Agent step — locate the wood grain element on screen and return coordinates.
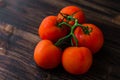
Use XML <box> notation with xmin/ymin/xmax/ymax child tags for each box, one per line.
<box><xmin>0</xmin><ymin>0</ymin><xmax>120</xmax><ymax>80</ymax></box>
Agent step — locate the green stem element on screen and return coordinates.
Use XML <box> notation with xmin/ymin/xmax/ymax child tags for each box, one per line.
<box><xmin>55</xmin><ymin>15</ymin><xmax>91</xmax><ymax>47</ymax></box>
<box><xmin>72</xmin><ymin>34</ymin><xmax>78</xmax><ymax>46</ymax></box>
<box><xmin>55</xmin><ymin>34</ymin><xmax>71</xmax><ymax>46</ymax></box>
<box><xmin>70</xmin><ymin>19</ymin><xmax>79</xmax><ymax>46</ymax></box>
<box><xmin>67</xmin><ymin>16</ymin><xmax>75</xmax><ymax>21</ymax></box>
<box><xmin>58</xmin><ymin>22</ymin><xmax>71</xmax><ymax>28</ymax></box>
<box><xmin>55</xmin><ymin>19</ymin><xmax>79</xmax><ymax>47</ymax></box>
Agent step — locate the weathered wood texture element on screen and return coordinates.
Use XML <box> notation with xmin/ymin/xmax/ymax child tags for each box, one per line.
<box><xmin>0</xmin><ymin>0</ymin><xmax>120</xmax><ymax>80</ymax></box>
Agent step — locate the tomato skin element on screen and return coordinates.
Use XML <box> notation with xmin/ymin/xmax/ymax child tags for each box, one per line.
<box><xmin>62</xmin><ymin>47</ymin><xmax>92</xmax><ymax>75</ymax></box>
<box><xmin>57</xmin><ymin>6</ymin><xmax>85</xmax><ymax>25</ymax></box>
<box><xmin>74</xmin><ymin>24</ymin><xmax>104</xmax><ymax>54</ymax></box>
<box><xmin>34</xmin><ymin>40</ymin><xmax>62</xmax><ymax>69</ymax></box>
<box><xmin>39</xmin><ymin>16</ymin><xmax>69</xmax><ymax>43</ymax></box>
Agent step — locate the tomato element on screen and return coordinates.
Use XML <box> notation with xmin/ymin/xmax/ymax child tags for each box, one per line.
<box><xmin>57</xmin><ymin>6</ymin><xmax>85</xmax><ymax>25</ymax></box>
<box><xmin>73</xmin><ymin>24</ymin><xmax>104</xmax><ymax>54</ymax></box>
<box><xmin>34</xmin><ymin>40</ymin><xmax>62</xmax><ymax>69</ymax></box>
<box><xmin>39</xmin><ymin>16</ymin><xmax>69</xmax><ymax>43</ymax></box>
<box><xmin>62</xmin><ymin>47</ymin><xmax>92</xmax><ymax>75</ymax></box>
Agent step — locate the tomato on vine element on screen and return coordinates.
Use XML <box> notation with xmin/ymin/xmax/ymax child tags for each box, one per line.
<box><xmin>56</xmin><ymin>15</ymin><xmax>104</xmax><ymax>54</ymax></box>
<box><xmin>39</xmin><ymin>16</ymin><xmax>69</xmax><ymax>43</ymax></box>
<box><xmin>57</xmin><ymin>6</ymin><xmax>85</xmax><ymax>26</ymax></box>
<box><xmin>73</xmin><ymin>24</ymin><xmax>104</xmax><ymax>54</ymax></box>
<box><xmin>62</xmin><ymin>47</ymin><xmax>92</xmax><ymax>75</ymax></box>
<box><xmin>34</xmin><ymin>40</ymin><xmax>62</xmax><ymax>69</ymax></box>
<box><xmin>34</xmin><ymin>5</ymin><xmax>104</xmax><ymax>75</ymax></box>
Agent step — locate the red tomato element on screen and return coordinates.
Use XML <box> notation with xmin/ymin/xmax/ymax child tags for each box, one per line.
<box><xmin>73</xmin><ymin>24</ymin><xmax>104</xmax><ymax>54</ymax></box>
<box><xmin>34</xmin><ymin>40</ymin><xmax>62</xmax><ymax>69</ymax></box>
<box><xmin>62</xmin><ymin>47</ymin><xmax>92</xmax><ymax>75</ymax></box>
<box><xmin>57</xmin><ymin>6</ymin><xmax>85</xmax><ymax>25</ymax></box>
<box><xmin>39</xmin><ymin>16</ymin><xmax>69</xmax><ymax>43</ymax></box>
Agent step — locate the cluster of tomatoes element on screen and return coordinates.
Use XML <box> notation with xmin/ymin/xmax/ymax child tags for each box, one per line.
<box><xmin>34</xmin><ymin>6</ymin><xmax>104</xmax><ymax>75</ymax></box>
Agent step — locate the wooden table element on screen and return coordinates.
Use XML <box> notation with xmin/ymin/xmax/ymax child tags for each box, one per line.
<box><xmin>0</xmin><ymin>0</ymin><xmax>120</xmax><ymax>80</ymax></box>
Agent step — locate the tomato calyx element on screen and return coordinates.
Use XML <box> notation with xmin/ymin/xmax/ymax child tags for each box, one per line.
<box><xmin>55</xmin><ymin>14</ymin><xmax>92</xmax><ymax>48</ymax></box>
<box><xmin>58</xmin><ymin>11</ymin><xmax>79</xmax><ymax>26</ymax></box>
<box><xmin>77</xmin><ymin>24</ymin><xmax>93</xmax><ymax>35</ymax></box>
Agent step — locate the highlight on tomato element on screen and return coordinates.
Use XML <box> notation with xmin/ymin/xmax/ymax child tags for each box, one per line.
<box><xmin>73</xmin><ymin>23</ymin><xmax>104</xmax><ymax>54</ymax></box>
<box><xmin>39</xmin><ymin>16</ymin><xmax>69</xmax><ymax>43</ymax></box>
<box><xmin>62</xmin><ymin>47</ymin><xmax>92</xmax><ymax>75</ymax></box>
<box><xmin>34</xmin><ymin>40</ymin><xmax>62</xmax><ymax>69</ymax></box>
<box><xmin>57</xmin><ymin>6</ymin><xmax>85</xmax><ymax>25</ymax></box>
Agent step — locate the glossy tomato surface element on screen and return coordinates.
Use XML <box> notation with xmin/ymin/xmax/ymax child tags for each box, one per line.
<box><xmin>57</xmin><ymin>6</ymin><xmax>85</xmax><ymax>25</ymax></box>
<box><xmin>34</xmin><ymin>40</ymin><xmax>62</xmax><ymax>69</ymax></box>
<box><xmin>74</xmin><ymin>24</ymin><xmax>104</xmax><ymax>54</ymax></box>
<box><xmin>39</xmin><ymin>16</ymin><xmax>69</xmax><ymax>43</ymax></box>
<box><xmin>62</xmin><ymin>47</ymin><xmax>92</xmax><ymax>75</ymax></box>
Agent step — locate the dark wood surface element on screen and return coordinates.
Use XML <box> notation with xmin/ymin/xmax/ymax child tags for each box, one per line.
<box><xmin>0</xmin><ymin>0</ymin><xmax>120</xmax><ymax>80</ymax></box>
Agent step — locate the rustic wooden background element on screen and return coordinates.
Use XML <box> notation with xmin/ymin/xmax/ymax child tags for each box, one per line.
<box><xmin>0</xmin><ymin>0</ymin><xmax>120</xmax><ymax>80</ymax></box>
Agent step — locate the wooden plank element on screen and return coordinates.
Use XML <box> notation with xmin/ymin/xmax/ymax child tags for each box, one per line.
<box><xmin>0</xmin><ymin>0</ymin><xmax>120</xmax><ymax>80</ymax></box>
